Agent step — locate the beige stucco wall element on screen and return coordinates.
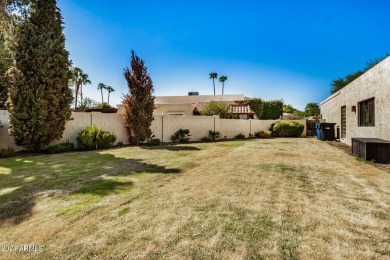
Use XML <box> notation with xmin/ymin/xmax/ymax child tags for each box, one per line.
<box><xmin>0</xmin><ymin>109</ymin><xmax>306</xmax><ymax>150</ymax></box>
<box><xmin>150</xmin><ymin>116</ymin><xmax>306</xmax><ymax>142</ymax></box>
<box><xmin>320</xmin><ymin>56</ymin><xmax>390</xmax><ymax>145</ymax></box>
<box><xmin>0</xmin><ymin>111</ymin><xmax>129</xmax><ymax>150</ymax></box>
<box><xmin>153</xmin><ymin>103</ymin><xmax>194</xmax><ymax>116</ymax></box>
<box><xmin>155</xmin><ymin>94</ymin><xmax>245</xmax><ymax>104</ymax></box>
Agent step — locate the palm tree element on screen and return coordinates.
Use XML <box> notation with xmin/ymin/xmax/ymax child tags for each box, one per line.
<box><xmin>106</xmin><ymin>86</ymin><xmax>115</xmax><ymax>105</ymax></box>
<box><xmin>69</xmin><ymin>67</ymin><xmax>81</xmax><ymax>110</ymax></box>
<box><xmin>69</xmin><ymin>67</ymin><xmax>91</xmax><ymax>110</ymax></box>
<box><xmin>97</xmin><ymin>83</ymin><xmax>107</xmax><ymax>103</ymax></box>
<box><xmin>78</xmin><ymin>72</ymin><xmax>91</xmax><ymax>107</ymax></box>
<box><xmin>209</xmin><ymin>72</ymin><xmax>218</xmax><ymax>95</ymax></box>
<box><xmin>219</xmin><ymin>75</ymin><xmax>228</xmax><ymax>95</ymax></box>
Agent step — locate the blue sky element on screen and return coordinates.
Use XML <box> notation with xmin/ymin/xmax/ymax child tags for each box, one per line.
<box><xmin>58</xmin><ymin>0</ymin><xmax>390</xmax><ymax>110</ymax></box>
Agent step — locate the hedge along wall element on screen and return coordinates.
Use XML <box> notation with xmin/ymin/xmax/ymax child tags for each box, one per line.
<box><xmin>0</xmin><ymin>110</ymin><xmax>306</xmax><ymax>151</ymax></box>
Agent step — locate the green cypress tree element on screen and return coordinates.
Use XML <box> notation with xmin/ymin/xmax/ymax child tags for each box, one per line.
<box><xmin>123</xmin><ymin>51</ymin><xmax>155</xmax><ymax>146</ymax></box>
<box><xmin>6</xmin><ymin>0</ymin><xmax>73</xmax><ymax>151</ymax></box>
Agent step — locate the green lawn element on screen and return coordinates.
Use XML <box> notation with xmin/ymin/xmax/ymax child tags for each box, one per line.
<box><xmin>1</xmin><ymin>138</ymin><xmax>390</xmax><ymax>259</ymax></box>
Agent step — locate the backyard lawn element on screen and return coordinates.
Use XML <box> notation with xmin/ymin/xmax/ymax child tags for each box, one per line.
<box><xmin>1</xmin><ymin>138</ymin><xmax>390</xmax><ymax>259</ymax></box>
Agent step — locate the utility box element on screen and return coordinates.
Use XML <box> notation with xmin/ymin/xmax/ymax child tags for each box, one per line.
<box><xmin>352</xmin><ymin>138</ymin><xmax>390</xmax><ymax>164</ymax></box>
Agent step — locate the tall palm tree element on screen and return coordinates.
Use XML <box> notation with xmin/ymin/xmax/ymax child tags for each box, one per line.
<box><xmin>97</xmin><ymin>83</ymin><xmax>107</xmax><ymax>103</ymax></box>
<box><xmin>69</xmin><ymin>67</ymin><xmax>81</xmax><ymax>110</ymax></box>
<box><xmin>209</xmin><ymin>72</ymin><xmax>218</xmax><ymax>95</ymax></box>
<box><xmin>106</xmin><ymin>86</ymin><xmax>115</xmax><ymax>105</ymax></box>
<box><xmin>219</xmin><ymin>75</ymin><xmax>228</xmax><ymax>95</ymax></box>
<box><xmin>78</xmin><ymin>72</ymin><xmax>91</xmax><ymax>107</ymax></box>
<box><xmin>69</xmin><ymin>67</ymin><xmax>91</xmax><ymax>109</ymax></box>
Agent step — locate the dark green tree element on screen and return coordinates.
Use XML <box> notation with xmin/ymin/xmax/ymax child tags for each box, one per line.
<box><xmin>123</xmin><ymin>51</ymin><xmax>155</xmax><ymax>146</ymax></box>
<box><xmin>6</xmin><ymin>0</ymin><xmax>73</xmax><ymax>151</ymax></box>
<box><xmin>305</xmin><ymin>102</ymin><xmax>320</xmax><ymax>116</ymax></box>
<box><xmin>246</xmin><ymin>98</ymin><xmax>264</xmax><ymax>119</ymax></box>
<box><xmin>283</xmin><ymin>104</ymin><xmax>296</xmax><ymax>113</ymax></box>
<box><xmin>262</xmin><ymin>100</ymin><xmax>283</xmax><ymax>120</ymax></box>
<box><xmin>0</xmin><ymin>1</ymin><xmax>13</xmax><ymax>108</ymax></box>
<box><xmin>331</xmin><ymin>54</ymin><xmax>389</xmax><ymax>94</ymax></box>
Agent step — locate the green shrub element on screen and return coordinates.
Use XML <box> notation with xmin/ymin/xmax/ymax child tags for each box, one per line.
<box><xmin>77</xmin><ymin>124</ymin><xmax>116</xmax><ymax>150</ymax></box>
<box><xmin>201</xmin><ymin>136</ymin><xmax>212</xmax><ymax>142</ymax></box>
<box><xmin>146</xmin><ymin>131</ymin><xmax>160</xmax><ymax>146</ymax></box>
<box><xmin>0</xmin><ymin>148</ymin><xmax>16</xmax><ymax>158</ymax></box>
<box><xmin>208</xmin><ymin>130</ymin><xmax>220</xmax><ymax>141</ymax></box>
<box><xmin>255</xmin><ymin>130</ymin><xmax>272</xmax><ymax>138</ymax></box>
<box><xmin>171</xmin><ymin>129</ymin><xmax>191</xmax><ymax>143</ymax></box>
<box><xmin>46</xmin><ymin>142</ymin><xmax>74</xmax><ymax>154</ymax></box>
<box><xmin>234</xmin><ymin>133</ymin><xmax>246</xmax><ymax>139</ymax></box>
<box><xmin>149</xmin><ymin>138</ymin><xmax>161</xmax><ymax>146</ymax></box>
<box><xmin>272</xmin><ymin>121</ymin><xmax>304</xmax><ymax>137</ymax></box>
<box><xmin>93</xmin><ymin>102</ymin><xmax>112</xmax><ymax>109</ymax></box>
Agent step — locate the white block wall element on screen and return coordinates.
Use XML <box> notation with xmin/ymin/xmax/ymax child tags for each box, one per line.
<box><xmin>0</xmin><ymin>110</ymin><xmax>306</xmax><ymax>151</ymax></box>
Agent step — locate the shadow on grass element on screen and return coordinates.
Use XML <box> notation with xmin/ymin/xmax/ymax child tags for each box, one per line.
<box><xmin>141</xmin><ymin>145</ymin><xmax>202</xmax><ymax>151</ymax></box>
<box><xmin>0</xmin><ymin>152</ymin><xmax>181</xmax><ymax>225</ymax></box>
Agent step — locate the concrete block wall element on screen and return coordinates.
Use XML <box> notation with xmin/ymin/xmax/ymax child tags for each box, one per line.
<box><xmin>0</xmin><ymin>110</ymin><xmax>306</xmax><ymax>150</ymax></box>
<box><xmin>150</xmin><ymin>115</ymin><xmax>306</xmax><ymax>142</ymax></box>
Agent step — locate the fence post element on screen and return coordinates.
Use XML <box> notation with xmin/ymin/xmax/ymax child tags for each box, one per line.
<box><xmin>213</xmin><ymin>115</ymin><xmax>216</xmax><ymax>133</ymax></box>
<box><xmin>161</xmin><ymin>114</ymin><xmax>164</xmax><ymax>143</ymax></box>
<box><xmin>249</xmin><ymin>119</ymin><xmax>252</xmax><ymax>136</ymax></box>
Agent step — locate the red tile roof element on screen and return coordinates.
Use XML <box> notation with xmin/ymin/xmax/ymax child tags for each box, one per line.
<box><xmin>229</xmin><ymin>104</ymin><xmax>254</xmax><ymax>114</ymax></box>
<box><xmin>193</xmin><ymin>102</ymin><xmax>209</xmax><ymax>114</ymax></box>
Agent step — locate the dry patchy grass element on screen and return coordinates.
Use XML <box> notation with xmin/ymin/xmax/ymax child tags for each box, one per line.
<box><xmin>1</xmin><ymin>138</ymin><xmax>390</xmax><ymax>259</ymax></box>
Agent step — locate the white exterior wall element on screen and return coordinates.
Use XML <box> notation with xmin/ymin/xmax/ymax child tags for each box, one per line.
<box><xmin>320</xmin><ymin>56</ymin><xmax>390</xmax><ymax>145</ymax></box>
<box><xmin>0</xmin><ymin>110</ymin><xmax>306</xmax><ymax>150</ymax></box>
<box><xmin>155</xmin><ymin>94</ymin><xmax>245</xmax><ymax>104</ymax></box>
<box><xmin>153</xmin><ymin>103</ymin><xmax>194</xmax><ymax>116</ymax></box>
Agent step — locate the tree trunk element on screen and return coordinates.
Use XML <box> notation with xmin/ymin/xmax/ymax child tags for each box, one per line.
<box><xmin>101</xmin><ymin>89</ymin><xmax>103</xmax><ymax>103</ymax></box>
<box><xmin>213</xmin><ymin>79</ymin><xmax>215</xmax><ymax>95</ymax></box>
<box><xmin>108</xmin><ymin>92</ymin><xmax>110</xmax><ymax>105</ymax></box>
<box><xmin>222</xmin><ymin>82</ymin><xmax>224</xmax><ymax>95</ymax></box>
<box><xmin>80</xmin><ymin>84</ymin><xmax>83</xmax><ymax>106</ymax></box>
<box><xmin>74</xmin><ymin>83</ymin><xmax>79</xmax><ymax>110</ymax></box>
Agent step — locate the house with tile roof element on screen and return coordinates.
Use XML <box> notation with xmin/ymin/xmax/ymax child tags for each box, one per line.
<box><xmin>153</xmin><ymin>93</ymin><xmax>256</xmax><ymax>119</ymax></box>
<box><xmin>229</xmin><ymin>104</ymin><xmax>255</xmax><ymax>119</ymax></box>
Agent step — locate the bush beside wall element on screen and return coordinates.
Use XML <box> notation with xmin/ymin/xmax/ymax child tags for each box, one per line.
<box><xmin>255</xmin><ymin>130</ymin><xmax>272</xmax><ymax>138</ymax></box>
<box><xmin>77</xmin><ymin>124</ymin><xmax>117</xmax><ymax>150</ymax></box>
<box><xmin>272</xmin><ymin>121</ymin><xmax>304</xmax><ymax>137</ymax></box>
<box><xmin>46</xmin><ymin>142</ymin><xmax>74</xmax><ymax>154</ymax></box>
<box><xmin>0</xmin><ymin>148</ymin><xmax>16</xmax><ymax>158</ymax></box>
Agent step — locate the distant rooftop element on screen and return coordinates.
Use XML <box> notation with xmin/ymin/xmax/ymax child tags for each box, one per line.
<box><xmin>229</xmin><ymin>104</ymin><xmax>254</xmax><ymax>114</ymax></box>
<box><xmin>154</xmin><ymin>94</ymin><xmax>245</xmax><ymax>104</ymax></box>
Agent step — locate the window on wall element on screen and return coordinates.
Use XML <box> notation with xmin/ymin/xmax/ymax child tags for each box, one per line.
<box><xmin>358</xmin><ymin>98</ymin><xmax>375</xmax><ymax>127</ymax></box>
